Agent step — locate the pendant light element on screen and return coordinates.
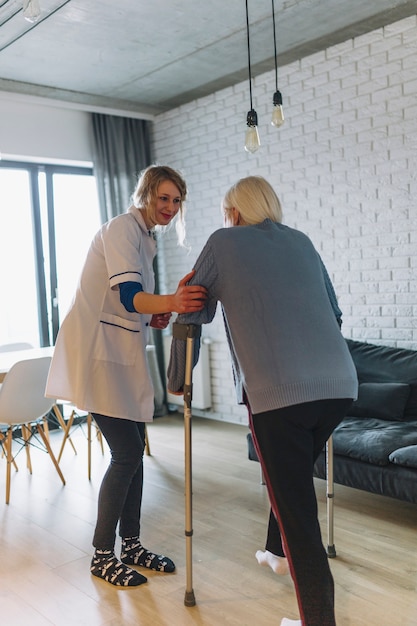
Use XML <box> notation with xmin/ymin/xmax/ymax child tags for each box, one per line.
<box><xmin>244</xmin><ymin>0</ymin><xmax>260</xmax><ymax>153</ymax></box>
<box><xmin>271</xmin><ymin>0</ymin><xmax>284</xmax><ymax>127</ymax></box>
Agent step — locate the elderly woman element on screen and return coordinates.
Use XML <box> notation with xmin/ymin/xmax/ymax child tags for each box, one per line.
<box><xmin>168</xmin><ymin>175</ymin><xmax>357</xmax><ymax>626</ymax></box>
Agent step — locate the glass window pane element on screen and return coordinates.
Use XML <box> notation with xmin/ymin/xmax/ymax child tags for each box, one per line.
<box><xmin>0</xmin><ymin>169</ymin><xmax>40</xmax><ymax>347</ymax></box>
<box><xmin>52</xmin><ymin>174</ymin><xmax>101</xmax><ymax>322</ymax></box>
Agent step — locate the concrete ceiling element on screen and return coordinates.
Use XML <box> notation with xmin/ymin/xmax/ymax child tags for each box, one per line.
<box><xmin>0</xmin><ymin>0</ymin><xmax>415</xmax><ymax>118</ymax></box>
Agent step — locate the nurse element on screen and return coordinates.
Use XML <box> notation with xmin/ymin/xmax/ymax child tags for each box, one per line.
<box><xmin>46</xmin><ymin>164</ymin><xmax>207</xmax><ymax>587</ymax></box>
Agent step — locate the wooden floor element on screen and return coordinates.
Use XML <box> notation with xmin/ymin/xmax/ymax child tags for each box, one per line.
<box><xmin>0</xmin><ymin>413</ymin><xmax>416</xmax><ymax>626</ymax></box>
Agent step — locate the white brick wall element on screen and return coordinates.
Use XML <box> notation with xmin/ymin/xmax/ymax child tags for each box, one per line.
<box><xmin>153</xmin><ymin>16</ymin><xmax>417</xmax><ymax>425</ymax></box>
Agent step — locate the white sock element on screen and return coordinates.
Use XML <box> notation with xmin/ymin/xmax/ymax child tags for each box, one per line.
<box><xmin>280</xmin><ymin>619</ymin><xmax>302</xmax><ymax>626</ymax></box>
<box><xmin>255</xmin><ymin>549</ymin><xmax>289</xmax><ymax>575</ymax></box>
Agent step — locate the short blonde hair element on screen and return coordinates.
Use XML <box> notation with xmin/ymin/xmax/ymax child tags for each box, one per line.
<box><xmin>222</xmin><ymin>176</ymin><xmax>283</xmax><ymax>225</ymax></box>
<box><xmin>132</xmin><ymin>164</ymin><xmax>187</xmax><ymax>244</ymax></box>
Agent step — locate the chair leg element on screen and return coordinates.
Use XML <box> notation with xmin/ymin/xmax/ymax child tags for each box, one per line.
<box><xmin>87</xmin><ymin>413</ymin><xmax>92</xmax><ymax>481</ymax></box>
<box><xmin>0</xmin><ymin>432</ymin><xmax>18</xmax><ymax>472</ymax></box>
<box><xmin>144</xmin><ymin>424</ymin><xmax>151</xmax><ymax>456</ymax></box>
<box><xmin>22</xmin><ymin>424</ymin><xmax>33</xmax><ymax>474</ymax></box>
<box><xmin>53</xmin><ymin>405</ymin><xmax>78</xmax><ymax>458</ymax></box>
<box><xmin>42</xmin><ymin>417</ymin><xmax>50</xmax><ymax>442</ymax></box>
<box><xmin>87</xmin><ymin>414</ymin><xmax>106</xmax><ymax>480</ymax></box>
<box><xmin>5</xmin><ymin>427</ymin><xmax>13</xmax><ymax>504</ymax></box>
<box><xmin>57</xmin><ymin>409</ymin><xmax>76</xmax><ymax>463</ymax></box>
<box><xmin>35</xmin><ymin>423</ymin><xmax>66</xmax><ymax>486</ymax></box>
<box><xmin>96</xmin><ymin>423</ymin><xmax>104</xmax><ymax>454</ymax></box>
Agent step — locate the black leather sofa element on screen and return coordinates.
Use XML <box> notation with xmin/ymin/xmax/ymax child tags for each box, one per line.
<box><xmin>247</xmin><ymin>339</ymin><xmax>417</xmax><ymax>504</ymax></box>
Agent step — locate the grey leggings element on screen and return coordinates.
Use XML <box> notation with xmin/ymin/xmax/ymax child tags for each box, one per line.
<box><xmin>92</xmin><ymin>413</ymin><xmax>146</xmax><ymax>550</ymax></box>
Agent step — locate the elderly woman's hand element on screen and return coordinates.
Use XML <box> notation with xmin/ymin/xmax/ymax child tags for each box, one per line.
<box><xmin>150</xmin><ymin>313</ymin><xmax>172</xmax><ymax>329</ymax></box>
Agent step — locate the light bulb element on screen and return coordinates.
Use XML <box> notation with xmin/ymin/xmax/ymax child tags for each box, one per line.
<box><xmin>271</xmin><ymin>105</ymin><xmax>284</xmax><ymax>127</ymax></box>
<box><xmin>271</xmin><ymin>90</ymin><xmax>284</xmax><ymax>127</ymax></box>
<box><xmin>245</xmin><ymin>126</ymin><xmax>261</xmax><ymax>153</ymax></box>
<box><xmin>23</xmin><ymin>0</ymin><xmax>41</xmax><ymax>23</ymax></box>
<box><xmin>244</xmin><ymin>109</ymin><xmax>261</xmax><ymax>153</ymax></box>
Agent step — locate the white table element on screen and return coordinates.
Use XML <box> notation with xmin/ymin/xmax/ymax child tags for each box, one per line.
<box><xmin>0</xmin><ymin>346</ymin><xmax>54</xmax><ymax>383</ymax></box>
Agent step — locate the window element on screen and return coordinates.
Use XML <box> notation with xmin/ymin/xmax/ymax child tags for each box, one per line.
<box><xmin>0</xmin><ymin>161</ymin><xmax>101</xmax><ymax>347</ymax></box>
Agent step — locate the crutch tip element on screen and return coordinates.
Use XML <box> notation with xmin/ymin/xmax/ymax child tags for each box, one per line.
<box><xmin>184</xmin><ymin>590</ymin><xmax>196</xmax><ymax>606</ymax></box>
<box><xmin>327</xmin><ymin>544</ymin><xmax>337</xmax><ymax>558</ymax></box>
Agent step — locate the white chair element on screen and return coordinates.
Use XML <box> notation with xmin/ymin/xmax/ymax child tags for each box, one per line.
<box><xmin>0</xmin><ymin>356</ymin><xmax>66</xmax><ymax>504</ymax></box>
<box><xmin>0</xmin><ymin>343</ymin><xmax>76</xmax><ymax>454</ymax></box>
<box><xmin>0</xmin><ymin>343</ymin><xmax>35</xmax><ymax>470</ymax></box>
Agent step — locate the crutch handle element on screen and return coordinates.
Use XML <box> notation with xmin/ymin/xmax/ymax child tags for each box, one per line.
<box><xmin>172</xmin><ymin>322</ymin><xmax>201</xmax><ymax>341</ymax></box>
<box><xmin>173</xmin><ymin>323</ymin><xmax>201</xmax><ymax>409</ymax></box>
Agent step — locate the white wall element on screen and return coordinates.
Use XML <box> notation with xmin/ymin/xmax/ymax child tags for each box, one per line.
<box><xmin>0</xmin><ymin>93</ymin><xmax>93</xmax><ymax>163</ymax></box>
<box><xmin>153</xmin><ymin>15</ymin><xmax>417</xmax><ymax>425</ymax></box>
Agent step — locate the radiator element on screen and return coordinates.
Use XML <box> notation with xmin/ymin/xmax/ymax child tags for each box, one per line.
<box><xmin>146</xmin><ymin>345</ymin><xmax>165</xmax><ymax>415</ymax></box>
<box><xmin>163</xmin><ymin>334</ymin><xmax>212</xmax><ymax>410</ymax></box>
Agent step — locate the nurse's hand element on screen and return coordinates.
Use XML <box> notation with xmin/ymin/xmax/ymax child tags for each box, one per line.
<box><xmin>150</xmin><ymin>312</ymin><xmax>172</xmax><ymax>329</ymax></box>
<box><xmin>173</xmin><ymin>270</ymin><xmax>207</xmax><ymax>313</ymax></box>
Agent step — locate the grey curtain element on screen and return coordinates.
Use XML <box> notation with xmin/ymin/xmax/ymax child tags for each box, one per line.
<box><xmin>91</xmin><ymin>113</ymin><xmax>168</xmax><ymax>416</ymax></box>
<box><xmin>91</xmin><ymin>113</ymin><xmax>152</xmax><ymax>221</ymax></box>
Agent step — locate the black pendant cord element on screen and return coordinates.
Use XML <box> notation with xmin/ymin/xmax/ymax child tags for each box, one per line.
<box><xmin>272</xmin><ymin>0</ymin><xmax>278</xmax><ymax>92</ymax></box>
<box><xmin>245</xmin><ymin>0</ymin><xmax>254</xmax><ymax>111</ymax></box>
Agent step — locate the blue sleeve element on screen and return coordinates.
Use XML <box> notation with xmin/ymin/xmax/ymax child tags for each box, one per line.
<box><xmin>119</xmin><ymin>281</ymin><xmax>143</xmax><ymax>313</ymax></box>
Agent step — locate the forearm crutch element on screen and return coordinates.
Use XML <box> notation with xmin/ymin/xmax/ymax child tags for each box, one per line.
<box><xmin>172</xmin><ymin>322</ymin><xmax>201</xmax><ymax>607</ymax></box>
<box><xmin>326</xmin><ymin>435</ymin><xmax>336</xmax><ymax>557</ymax></box>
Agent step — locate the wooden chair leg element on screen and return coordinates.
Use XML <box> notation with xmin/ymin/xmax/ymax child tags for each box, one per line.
<box><xmin>5</xmin><ymin>427</ymin><xmax>13</xmax><ymax>504</ymax></box>
<box><xmin>22</xmin><ymin>424</ymin><xmax>33</xmax><ymax>474</ymax></box>
<box><xmin>57</xmin><ymin>410</ymin><xmax>76</xmax><ymax>463</ymax></box>
<box><xmin>42</xmin><ymin>417</ymin><xmax>50</xmax><ymax>442</ymax></box>
<box><xmin>87</xmin><ymin>414</ymin><xmax>107</xmax><ymax>480</ymax></box>
<box><xmin>36</xmin><ymin>423</ymin><xmax>66</xmax><ymax>486</ymax></box>
<box><xmin>144</xmin><ymin>424</ymin><xmax>151</xmax><ymax>456</ymax></box>
<box><xmin>53</xmin><ymin>405</ymin><xmax>77</xmax><ymax>457</ymax></box>
<box><xmin>96</xmin><ymin>423</ymin><xmax>104</xmax><ymax>454</ymax></box>
<box><xmin>1</xmin><ymin>432</ymin><xmax>18</xmax><ymax>472</ymax></box>
<box><xmin>87</xmin><ymin>413</ymin><xmax>92</xmax><ymax>481</ymax></box>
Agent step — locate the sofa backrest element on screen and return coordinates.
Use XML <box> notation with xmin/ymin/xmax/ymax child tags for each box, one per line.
<box><xmin>346</xmin><ymin>339</ymin><xmax>417</xmax><ymax>420</ymax></box>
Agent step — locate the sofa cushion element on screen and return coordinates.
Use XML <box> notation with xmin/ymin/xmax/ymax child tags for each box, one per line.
<box><xmin>389</xmin><ymin>445</ymin><xmax>417</xmax><ymax>470</ymax></box>
<box><xmin>333</xmin><ymin>417</ymin><xmax>417</xmax><ymax>465</ymax></box>
<box><xmin>348</xmin><ymin>382</ymin><xmax>410</xmax><ymax>421</ymax></box>
<box><xmin>346</xmin><ymin>339</ymin><xmax>417</xmax><ymax>420</ymax></box>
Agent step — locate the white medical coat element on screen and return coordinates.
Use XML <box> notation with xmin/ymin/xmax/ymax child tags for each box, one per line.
<box><xmin>46</xmin><ymin>207</ymin><xmax>157</xmax><ymax>422</ymax></box>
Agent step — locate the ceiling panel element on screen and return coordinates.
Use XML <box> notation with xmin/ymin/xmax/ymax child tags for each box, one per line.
<box><xmin>0</xmin><ymin>0</ymin><xmax>415</xmax><ymax>116</ymax></box>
